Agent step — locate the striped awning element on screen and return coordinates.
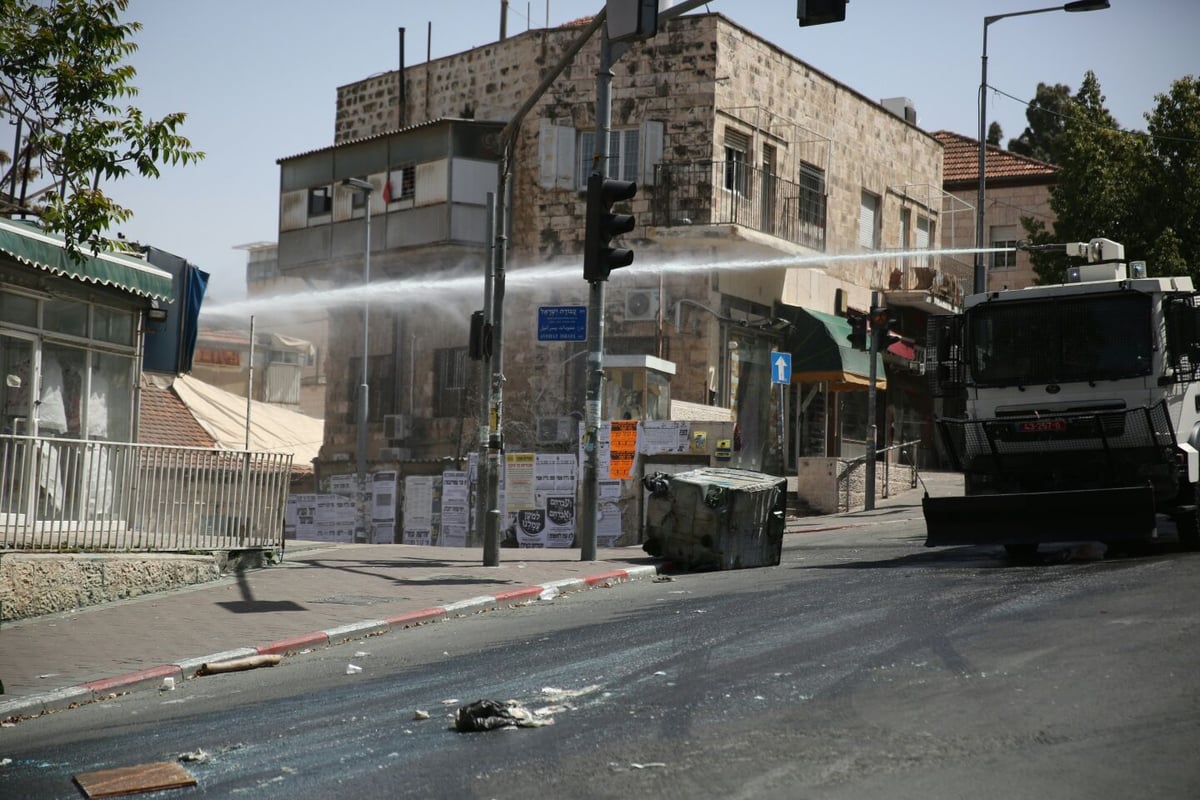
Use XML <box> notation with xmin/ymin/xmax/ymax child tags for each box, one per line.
<box><xmin>0</xmin><ymin>216</ymin><xmax>173</xmax><ymax>301</ymax></box>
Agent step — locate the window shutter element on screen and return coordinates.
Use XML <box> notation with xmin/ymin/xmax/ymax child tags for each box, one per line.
<box><xmin>538</xmin><ymin>120</ymin><xmax>576</xmax><ymax>189</ymax></box>
<box><xmin>639</xmin><ymin>120</ymin><xmax>663</xmax><ymax>186</ymax></box>
<box><xmin>915</xmin><ymin>215</ymin><xmax>931</xmax><ymax>249</ymax></box>
<box><xmin>858</xmin><ymin>192</ymin><xmax>878</xmax><ymax>249</ymax></box>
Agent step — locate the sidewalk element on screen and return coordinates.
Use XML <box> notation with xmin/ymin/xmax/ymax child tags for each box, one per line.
<box><xmin>0</xmin><ymin>471</ymin><xmax>962</xmax><ymax>723</ymax></box>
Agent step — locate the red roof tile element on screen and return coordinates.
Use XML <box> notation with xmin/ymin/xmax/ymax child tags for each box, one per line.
<box><xmin>138</xmin><ymin>377</ymin><xmax>217</xmax><ymax>449</ymax></box>
<box><xmin>934</xmin><ymin>130</ymin><xmax>1058</xmax><ymax>185</ymax></box>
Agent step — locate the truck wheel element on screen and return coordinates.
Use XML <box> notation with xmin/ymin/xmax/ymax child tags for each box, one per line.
<box><xmin>1004</xmin><ymin>543</ymin><xmax>1039</xmax><ymax>562</ymax></box>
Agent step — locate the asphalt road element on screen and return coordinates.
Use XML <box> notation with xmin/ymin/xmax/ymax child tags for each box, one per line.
<box><xmin>5</xmin><ymin>514</ymin><xmax>1199</xmax><ymax>799</ymax></box>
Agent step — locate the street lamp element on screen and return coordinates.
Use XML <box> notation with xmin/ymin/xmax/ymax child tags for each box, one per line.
<box><xmin>974</xmin><ymin>0</ymin><xmax>1109</xmax><ymax>294</ymax></box>
<box><xmin>343</xmin><ymin>176</ymin><xmax>373</xmax><ymax>541</ymax></box>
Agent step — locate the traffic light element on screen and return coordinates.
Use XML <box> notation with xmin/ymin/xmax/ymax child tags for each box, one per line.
<box><xmin>583</xmin><ymin>172</ymin><xmax>637</xmax><ymax>283</ymax></box>
<box><xmin>468</xmin><ymin>309</ymin><xmax>492</xmax><ymax>361</ymax></box>
<box><xmin>846</xmin><ymin>313</ymin><xmax>867</xmax><ymax>351</ymax></box>
<box><xmin>870</xmin><ymin>309</ymin><xmax>902</xmax><ymax>349</ymax></box>
<box><xmin>797</xmin><ymin>0</ymin><xmax>847</xmax><ymax>27</ymax></box>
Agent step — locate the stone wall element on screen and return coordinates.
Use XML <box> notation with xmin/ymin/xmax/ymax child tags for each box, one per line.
<box><xmin>0</xmin><ymin>553</ymin><xmax>222</xmax><ymax>621</ymax></box>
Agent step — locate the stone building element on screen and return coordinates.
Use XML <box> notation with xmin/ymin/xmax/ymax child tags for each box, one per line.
<box><xmin>276</xmin><ymin>12</ymin><xmax>953</xmax><ymax>487</ymax></box>
<box><xmin>935</xmin><ymin>130</ymin><xmax>1059</xmax><ymax>292</ymax></box>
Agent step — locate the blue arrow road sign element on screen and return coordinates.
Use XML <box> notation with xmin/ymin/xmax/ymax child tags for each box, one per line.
<box><xmin>771</xmin><ymin>350</ymin><xmax>792</xmax><ymax>384</ymax></box>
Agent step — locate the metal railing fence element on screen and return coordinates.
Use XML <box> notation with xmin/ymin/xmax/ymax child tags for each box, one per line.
<box><xmin>652</xmin><ymin>160</ymin><xmax>827</xmax><ymax>251</ymax></box>
<box><xmin>0</xmin><ymin>433</ymin><xmax>291</xmax><ymax>552</ymax></box>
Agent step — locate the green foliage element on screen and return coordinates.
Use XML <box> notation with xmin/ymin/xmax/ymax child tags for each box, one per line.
<box><xmin>1023</xmin><ymin>71</ymin><xmax>1199</xmax><ymax>285</ymax></box>
<box><xmin>1007</xmin><ymin>83</ymin><xmax>1073</xmax><ymax>164</ymax></box>
<box><xmin>0</xmin><ymin>0</ymin><xmax>204</xmax><ymax>257</ymax></box>
<box><xmin>986</xmin><ymin>121</ymin><xmax>1003</xmax><ymax>147</ymax></box>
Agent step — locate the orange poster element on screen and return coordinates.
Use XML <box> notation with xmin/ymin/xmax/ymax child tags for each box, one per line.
<box><xmin>608</xmin><ymin>420</ymin><xmax>639</xmax><ymax>480</ymax></box>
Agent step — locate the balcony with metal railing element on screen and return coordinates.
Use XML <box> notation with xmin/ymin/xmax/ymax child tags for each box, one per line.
<box><xmin>652</xmin><ymin>161</ymin><xmax>827</xmax><ymax>252</ymax></box>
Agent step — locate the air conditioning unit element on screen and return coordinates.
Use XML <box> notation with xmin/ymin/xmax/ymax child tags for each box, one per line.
<box><xmin>379</xmin><ymin>447</ymin><xmax>410</xmax><ymax>462</ymax></box>
<box><xmin>625</xmin><ymin>288</ymin><xmax>660</xmax><ymax>322</ymax></box>
<box><xmin>536</xmin><ymin>415</ymin><xmax>576</xmax><ymax>445</ymax></box>
<box><xmin>384</xmin><ymin>414</ymin><xmax>409</xmax><ymax>441</ymax></box>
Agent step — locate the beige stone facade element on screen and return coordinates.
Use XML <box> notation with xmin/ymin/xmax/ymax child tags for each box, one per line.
<box><xmin>286</xmin><ymin>13</ymin><xmax>949</xmax><ymax>476</ymax></box>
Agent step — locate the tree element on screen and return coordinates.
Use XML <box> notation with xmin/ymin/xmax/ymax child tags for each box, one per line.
<box><xmin>1007</xmin><ymin>82</ymin><xmax>1073</xmax><ymax>164</ymax></box>
<box><xmin>1024</xmin><ymin>71</ymin><xmax>1153</xmax><ymax>284</ymax></box>
<box><xmin>0</xmin><ymin>0</ymin><xmax>203</xmax><ymax>257</ymax></box>
<box><xmin>986</xmin><ymin>121</ymin><xmax>1003</xmax><ymax>147</ymax></box>
<box><xmin>1143</xmin><ymin>75</ymin><xmax>1200</xmax><ymax>281</ymax></box>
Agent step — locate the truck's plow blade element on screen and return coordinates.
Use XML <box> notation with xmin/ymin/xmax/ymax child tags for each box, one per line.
<box><xmin>923</xmin><ymin>485</ymin><xmax>1157</xmax><ymax>547</ymax></box>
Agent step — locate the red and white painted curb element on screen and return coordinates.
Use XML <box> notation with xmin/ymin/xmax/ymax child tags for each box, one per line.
<box><xmin>0</xmin><ymin>564</ymin><xmax>659</xmax><ymax>722</ymax></box>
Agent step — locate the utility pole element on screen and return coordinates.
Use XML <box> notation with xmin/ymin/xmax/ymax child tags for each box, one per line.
<box><xmin>480</xmin><ymin>13</ymin><xmax>606</xmax><ymax>566</ymax></box>
<box><xmin>580</xmin><ymin>34</ymin><xmax>616</xmax><ymax>563</ymax></box>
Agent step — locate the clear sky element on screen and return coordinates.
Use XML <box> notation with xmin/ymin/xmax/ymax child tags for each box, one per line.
<box><xmin>108</xmin><ymin>0</ymin><xmax>1196</xmax><ymax>302</ymax></box>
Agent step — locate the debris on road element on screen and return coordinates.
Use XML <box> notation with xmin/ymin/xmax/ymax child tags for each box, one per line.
<box><xmin>73</xmin><ymin>761</ymin><xmax>196</xmax><ymax>798</ymax></box>
<box><xmin>345</xmin><ymin>664</ymin><xmax>363</xmax><ymax>674</ymax></box>
<box><xmin>453</xmin><ymin>699</ymin><xmax>554</xmax><ymax>732</ymax></box>
<box><xmin>195</xmin><ymin>654</ymin><xmax>281</xmax><ymax>676</ymax></box>
<box><xmin>412</xmin><ymin>709</ymin><xmax>430</xmax><ymax>720</ymax></box>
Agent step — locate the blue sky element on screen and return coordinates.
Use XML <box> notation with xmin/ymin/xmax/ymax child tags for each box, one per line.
<box><xmin>108</xmin><ymin>0</ymin><xmax>1196</xmax><ymax>301</ymax></box>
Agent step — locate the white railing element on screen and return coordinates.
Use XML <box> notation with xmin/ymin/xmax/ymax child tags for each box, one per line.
<box><xmin>0</xmin><ymin>434</ymin><xmax>291</xmax><ymax>552</ymax></box>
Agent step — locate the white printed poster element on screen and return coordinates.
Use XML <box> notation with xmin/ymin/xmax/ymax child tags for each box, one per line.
<box><xmin>403</xmin><ymin>475</ymin><xmax>435</xmax><ymax>545</ymax></box>
<box><xmin>316</xmin><ymin>494</ymin><xmax>356</xmax><ymax>542</ymax></box>
<box><xmin>640</xmin><ymin>420</ymin><xmax>690</xmax><ymax>454</ymax></box>
<box><xmin>535</xmin><ymin>453</ymin><xmax>578</xmax><ymax>493</ymax></box>
<box><xmin>597</xmin><ymin>479</ymin><xmax>623</xmax><ymax>547</ymax></box>
<box><xmin>285</xmin><ymin>493</ymin><xmax>354</xmax><ymax>542</ymax></box>
<box><xmin>371</xmin><ymin>470</ymin><xmax>397</xmax><ymax>543</ymax></box>
<box><xmin>505</xmin><ymin>453</ymin><xmax>537</xmax><ymax>510</ymax></box>
<box><xmin>440</xmin><ymin>470</ymin><xmax>470</xmax><ymax>547</ymax></box>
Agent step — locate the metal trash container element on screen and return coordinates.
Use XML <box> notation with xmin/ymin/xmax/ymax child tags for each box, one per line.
<box><xmin>642</xmin><ymin>467</ymin><xmax>786</xmax><ymax>570</ymax></box>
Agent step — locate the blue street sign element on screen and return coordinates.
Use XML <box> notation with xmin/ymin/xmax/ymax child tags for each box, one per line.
<box><xmin>770</xmin><ymin>350</ymin><xmax>792</xmax><ymax>384</ymax></box>
<box><xmin>538</xmin><ymin>305</ymin><xmax>587</xmax><ymax>342</ymax></box>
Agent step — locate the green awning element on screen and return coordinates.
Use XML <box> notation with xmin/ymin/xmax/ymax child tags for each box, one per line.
<box><xmin>785</xmin><ymin>307</ymin><xmax>886</xmax><ymax>391</ymax></box>
<box><xmin>0</xmin><ymin>217</ymin><xmax>173</xmax><ymax>301</ymax></box>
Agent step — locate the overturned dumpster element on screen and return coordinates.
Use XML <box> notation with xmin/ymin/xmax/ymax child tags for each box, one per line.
<box><xmin>642</xmin><ymin>468</ymin><xmax>786</xmax><ymax>570</ymax></box>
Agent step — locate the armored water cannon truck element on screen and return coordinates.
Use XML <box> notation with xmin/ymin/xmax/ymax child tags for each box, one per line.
<box><xmin>922</xmin><ymin>238</ymin><xmax>1200</xmax><ymax>557</ymax></box>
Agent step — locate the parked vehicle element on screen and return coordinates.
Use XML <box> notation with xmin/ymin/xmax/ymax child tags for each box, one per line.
<box><xmin>923</xmin><ymin>238</ymin><xmax>1200</xmax><ymax>557</ymax></box>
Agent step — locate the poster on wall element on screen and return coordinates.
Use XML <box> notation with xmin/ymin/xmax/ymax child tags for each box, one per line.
<box><xmin>540</xmin><ymin>494</ymin><xmax>576</xmax><ymax>547</ymax></box>
<box><xmin>371</xmin><ymin>470</ymin><xmax>397</xmax><ymax>543</ymax></box>
<box><xmin>441</xmin><ymin>470</ymin><xmax>470</xmax><ymax>547</ymax></box>
<box><xmin>316</xmin><ymin>494</ymin><xmax>356</xmax><ymax>542</ymax></box>
<box><xmin>535</xmin><ymin>453</ymin><xmax>578</xmax><ymax>493</ymax></box>
<box><xmin>403</xmin><ymin>475</ymin><xmax>435</xmax><ymax>545</ymax></box>
<box><xmin>504</xmin><ymin>453</ymin><xmax>537</xmax><ymax>509</ymax></box>
<box><xmin>284</xmin><ymin>493</ymin><xmax>312</xmax><ymax>540</ymax></box>
<box><xmin>514</xmin><ymin>508</ymin><xmax>546</xmax><ymax>548</ymax></box>
<box><xmin>609</xmin><ymin>420</ymin><xmax>639</xmax><ymax>479</ymax></box>
<box><xmin>285</xmin><ymin>493</ymin><xmax>354</xmax><ymax>542</ymax></box>
<box><xmin>597</xmin><ymin>479</ymin><xmax>623</xmax><ymax>547</ymax></box>
<box><xmin>640</xmin><ymin>420</ymin><xmax>690</xmax><ymax>454</ymax></box>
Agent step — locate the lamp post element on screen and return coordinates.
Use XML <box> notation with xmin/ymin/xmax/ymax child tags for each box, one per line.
<box><xmin>343</xmin><ymin>177</ymin><xmax>373</xmax><ymax>541</ymax></box>
<box><xmin>974</xmin><ymin>0</ymin><xmax>1109</xmax><ymax>294</ymax></box>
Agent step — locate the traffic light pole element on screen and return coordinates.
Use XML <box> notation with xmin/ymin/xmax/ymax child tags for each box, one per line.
<box><xmin>864</xmin><ymin>290</ymin><xmax>881</xmax><ymax>511</ymax></box>
<box><xmin>580</xmin><ymin>33</ymin><xmax>617</xmax><ymax>563</ymax></box>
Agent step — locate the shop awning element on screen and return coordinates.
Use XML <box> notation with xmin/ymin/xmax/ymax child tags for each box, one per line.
<box><xmin>0</xmin><ymin>217</ymin><xmax>173</xmax><ymax>301</ymax></box>
<box><xmin>785</xmin><ymin>307</ymin><xmax>886</xmax><ymax>392</ymax></box>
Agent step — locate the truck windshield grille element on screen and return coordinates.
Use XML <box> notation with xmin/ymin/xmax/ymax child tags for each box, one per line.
<box><xmin>968</xmin><ymin>293</ymin><xmax>1152</xmax><ymax>386</ymax></box>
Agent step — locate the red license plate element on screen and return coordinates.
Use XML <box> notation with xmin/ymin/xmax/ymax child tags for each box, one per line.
<box><xmin>1016</xmin><ymin>418</ymin><xmax>1067</xmax><ymax>433</ymax></box>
